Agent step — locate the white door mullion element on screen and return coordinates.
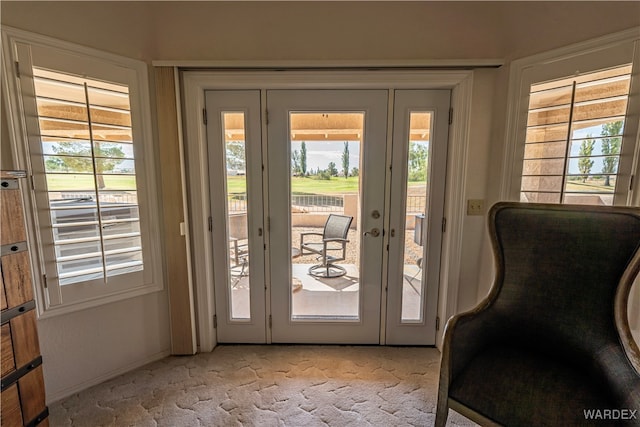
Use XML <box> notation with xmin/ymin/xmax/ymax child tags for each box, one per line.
<box><xmin>260</xmin><ymin>88</ymin><xmax>273</xmax><ymax>344</ymax></box>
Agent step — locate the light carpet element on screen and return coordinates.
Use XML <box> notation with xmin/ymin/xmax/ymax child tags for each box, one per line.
<box><xmin>49</xmin><ymin>345</ymin><xmax>476</xmax><ymax>426</ymax></box>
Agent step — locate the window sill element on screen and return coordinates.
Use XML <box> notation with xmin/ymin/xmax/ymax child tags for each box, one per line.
<box><xmin>36</xmin><ymin>281</ymin><xmax>164</xmax><ymax>320</ymax></box>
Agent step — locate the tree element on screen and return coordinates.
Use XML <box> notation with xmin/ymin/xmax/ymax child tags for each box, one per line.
<box><xmin>327</xmin><ymin>161</ymin><xmax>338</xmax><ymax>177</ymax></box>
<box><xmin>225</xmin><ymin>140</ymin><xmax>245</xmax><ymax>172</ymax></box>
<box><xmin>601</xmin><ymin>121</ymin><xmax>623</xmax><ymax>186</ymax></box>
<box><xmin>577</xmin><ymin>136</ymin><xmax>595</xmax><ymax>183</ymax></box>
<box><xmin>316</xmin><ymin>169</ymin><xmax>331</xmax><ymax>180</ymax></box>
<box><xmin>291</xmin><ymin>150</ymin><xmax>301</xmax><ymax>175</ymax></box>
<box><xmin>45</xmin><ymin>156</ymin><xmax>65</xmax><ymax>172</ymax></box>
<box><xmin>50</xmin><ymin>141</ymin><xmax>125</xmax><ymax>189</ymax></box>
<box><xmin>300</xmin><ymin>141</ymin><xmax>307</xmax><ymax>176</ymax></box>
<box><xmin>408</xmin><ymin>142</ymin><xmax>429</xmax><ymax>181</ymax></box>
<box><xmin>341</xmin><ymin>141</ymin><xmax>350</xmax><ymax>178</ymax></box>
<box><xmin>350</xmin><ymin>167</ymin><xmax>359</xmax><ymax>177</ymax></box>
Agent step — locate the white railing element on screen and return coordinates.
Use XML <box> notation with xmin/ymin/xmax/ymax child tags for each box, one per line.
<box><xmin>228</xmin><ymin>192</ymin><xmax>426</xmax><ymax>214</ymax></box>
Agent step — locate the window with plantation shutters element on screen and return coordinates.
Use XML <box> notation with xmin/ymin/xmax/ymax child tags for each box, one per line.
<box><xmin>3</xmin><ymin>28</ymin><xmax>163</xmax><ymax>314</ymax></box>
<box><xmin>34</xmin><ymin>68</ymin><xmax>143</xmax><ymax>285</ymax></box>
<box><xmin>521</xmin><ymin>65</ymin><xmax>631</xmax><ymax>205</ymax></box>
<box><xmin>505</xmin><ymin>33</ymin><xmax>640</xmax><ymax>207</ymax></box>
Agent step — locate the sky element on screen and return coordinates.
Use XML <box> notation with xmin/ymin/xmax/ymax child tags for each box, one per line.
<box><xmin>291</xmin><ymin>141</ymin><xmax>360</xmax><ymax>172</ymax></box>
<box><xmin>291</xmin><ymin>140</ymin><xmax>431</xmax><ymax>173</ymax></box>
<box><xmin>568</xmin><ymin>122</ymin><xmax>621</xmax><ymax>175</ymax></box>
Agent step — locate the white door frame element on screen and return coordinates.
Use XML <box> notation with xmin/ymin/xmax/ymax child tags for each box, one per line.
<box><xmin>180</xmin><ymin>69</ymin><xmax>473</xmax><ymax>351</ymax></box>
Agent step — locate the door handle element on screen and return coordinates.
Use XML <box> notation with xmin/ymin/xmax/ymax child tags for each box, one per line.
<box><xmin>364</xmin><ymin>228</ymin><xmax>380</xmax><ymax>237</ymax></box>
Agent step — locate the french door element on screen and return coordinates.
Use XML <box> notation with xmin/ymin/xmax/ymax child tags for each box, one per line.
<box><xmin>207</xmin><ymin>90</ymin><xmax>266</xmax><ymax>342</ymax></box>
<box><xmin>206</xmin><ymin>88</ymin><xmax>450</xmax><ymax>344</ymax></box>
<box><xmin>267</xmin><ymin>90</ymin><xmax>387</xmax><ymax>343</ymax></box>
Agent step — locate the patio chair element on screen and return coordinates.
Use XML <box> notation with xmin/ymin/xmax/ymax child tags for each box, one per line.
<box><xmin>435</xmin><ymin>202</ymin><xmax>640</xmax><ymax>427</ymax></box>
<box><xmin>229</xmin><ymin>252</ymin><xmax>248</xmax><ymax>288</ymax></box>
<box><xmin>229</xmin><ymin>213</ymin><xmax>249</xmax><ymax>266</ymax></box>
<box><xmin>229</xmin><ymin>213</ymin><xmax>249</xmax><ymax>287</ymax></box>
<box><xmin>408</xmin><ymin>257</ymin><xmax>423</xmax><ymax>283</ymax></box>
<box><xmin>300</xmin><ymin>214</ymin><xmax>353</xmax><ymax>278</ymax></box>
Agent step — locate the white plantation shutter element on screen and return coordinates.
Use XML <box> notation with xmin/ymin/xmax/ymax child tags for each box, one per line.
<box><xmin>506</xmin><ymin>33</ymin><xmax>640</xmax><ymax>206</ymax></box>
<box><xmin>3</xmin><ymin>28</ymin><xmax>162</xmax><ymax>313</ymax></box>
<box><xmin>34</xmin><ymin>68</ymin><xmax>144</xmax><ymax>285</ymax></box>
<box><xmin>521</xmin><ymin>65</ymin><xmax>631</xmax><ymax>205</ymax></box>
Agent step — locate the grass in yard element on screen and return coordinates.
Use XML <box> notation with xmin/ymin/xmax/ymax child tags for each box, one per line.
<box><xmin>227</xmin><ymin>175</ymin><xmax>426</xmax><ymax>195</ymax></box>
<box><xmin>293</xmin><ymin>176</ymin><xmax>360</xmax><ymax>194</ymax></box>
<box><xmin>565</xmin><ymin>179</ymin><xmax>615</xmax><ymax>193</ymax></box>
<box><xmin>46</xmin><ymin>173</ymin><xmax>137</xmax><ymax>191</ymax></box>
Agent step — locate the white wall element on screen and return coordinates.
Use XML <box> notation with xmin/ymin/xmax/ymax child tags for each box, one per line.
<box><xmin>2</xmin><ymin>0</ymin><xmax>639</xmax><ymax>401</ymax></box>
<box><xmin>456</xmin><ymin>69</ymin><xmax>497</xmax><ymax>310</ymax></box>
<box><xmin>38</xmin><ymin>293</ymin><xmax>171</xmax><ymax>402</ymax></box>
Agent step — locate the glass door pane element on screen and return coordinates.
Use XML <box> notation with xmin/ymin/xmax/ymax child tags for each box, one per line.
<box><xmin>290</xmin><ymin>112</ymin><xmax>363</xmax><ymax>320</ymax></box>
<box><xmin>401</xmin><ymin>112</ymin><xmax>431</xmax><ymax>322</ymax></box>
<box><xmin>223</xmin><ymin>112</ymin><xmax>250</xmax><ymax>319</ymax></box>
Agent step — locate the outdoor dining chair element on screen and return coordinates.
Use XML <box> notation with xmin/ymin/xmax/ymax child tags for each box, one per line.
<box><xmin>300</xmin><ymin>214</ymin><xmax>353</xmax><ymax>278</ymax></box>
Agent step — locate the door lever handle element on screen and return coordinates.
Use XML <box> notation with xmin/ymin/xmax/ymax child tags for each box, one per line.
<box><xmin>364</xmin><ymin>228</ymin><xmax>380</xmax><ymax>237</ymax></box>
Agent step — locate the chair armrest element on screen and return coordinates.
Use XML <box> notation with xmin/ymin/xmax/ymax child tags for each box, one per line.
<box><xmin>301</xmin><ymin>232</ymin><xmax>323</xmax><ymax>245</ymax></box>
<box><xmin>323</xmin><ymin>238</ymin><xmax>349</xmax><ymax>243</ymax></box>
<box><xmin>440</xmin><ymin>276</ymin><xmax>507</xmax><ymax>387</ymax></box>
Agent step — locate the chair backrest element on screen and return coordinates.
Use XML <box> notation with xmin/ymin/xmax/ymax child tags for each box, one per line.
<box><xmin>323</xmin><ymin>214</ymin><xmax>353</xmax><ymax>239</ymax></box>
<box><xmin>489</xmin><ymin>202</ymin><xmax>640</xmax><ymax>369</ymax></box>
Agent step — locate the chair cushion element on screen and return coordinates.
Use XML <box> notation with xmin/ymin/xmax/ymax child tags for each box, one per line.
<box><xmin>448</xmin><ymin>345</ymin><xmax>634</xmax><ymax>426</ymax></box>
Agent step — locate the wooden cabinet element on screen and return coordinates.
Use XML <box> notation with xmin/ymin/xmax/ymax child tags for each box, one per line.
<box><xmin>1</xmin><ymin>171</ymin><xmax>48</xmax><ymax>427</ymax></box>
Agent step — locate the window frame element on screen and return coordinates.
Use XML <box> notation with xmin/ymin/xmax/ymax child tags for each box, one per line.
<box><xmin>501</xmin><ymin>28</ymin><xmax>640</xmax><ymax>206</ymax></box>
<box><xmin>2</xmin><ymin>26</ymin><xmax>164</xmax><ymax>317</ymax></box>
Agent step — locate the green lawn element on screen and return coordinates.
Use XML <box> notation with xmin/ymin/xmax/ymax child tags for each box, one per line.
<box><xmin>46</xmin><ymin>174</ymin><xmax>137</xmax><ymax>191</ymax></box>
<box><xmin>226</xmin><ymin>176</ymin><xmax>360</xmax><ymax>195</ymax></box>
<box><xmin>227</xmin><ymin>175</ymin><xmax>425</xmax><ymax>195</ymax></box>
<box><xmin>565</xmin><ymin>179</ymin><xmax>615</xmax><ymax>193</ymax></box>
<box><xmin>292</xmin><ymin>176</ymin><xmax>360</xmax><ymax>194</ymax></box>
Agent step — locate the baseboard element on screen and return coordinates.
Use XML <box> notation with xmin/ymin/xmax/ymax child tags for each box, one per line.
<box><xmin>46</xmin><ymin>349</ymin><xmax>172</xmax><ymax>405</ymax></box>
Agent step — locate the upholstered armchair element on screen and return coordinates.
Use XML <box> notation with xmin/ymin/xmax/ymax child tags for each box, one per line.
<box><xmin>436</xmin><ymin>202</ymin><xmax>640</xmax><ymax>426</ymax></box>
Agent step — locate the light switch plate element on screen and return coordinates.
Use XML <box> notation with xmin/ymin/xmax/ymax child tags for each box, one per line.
<box><xmin>467</xmin><ymin>199</ymin><xmax>484</xmax><ymax>216</ymax></box>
